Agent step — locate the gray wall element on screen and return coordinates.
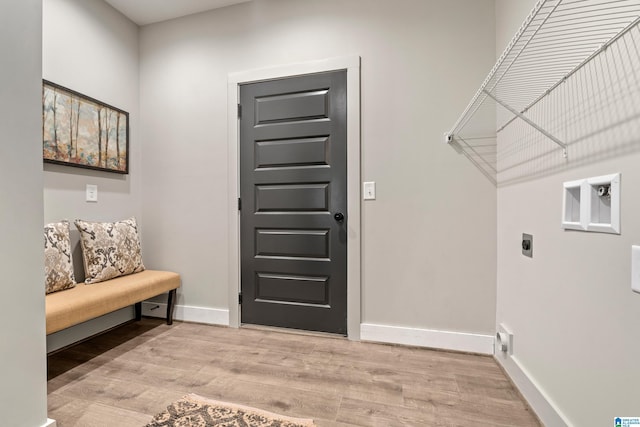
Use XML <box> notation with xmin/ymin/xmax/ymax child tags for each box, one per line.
<box><xmin>43</xmin><ymin>0</ymin><xmax>141</xmax><ymax>352</ymax></box>
<box><xmin>32</xmin><ymin>1</ymin><xmax>640</xmax><ymax>423</ymax></box>
<box><xmin>496</xmin><ymin>1</ymin><xmax>640</xmax><ymax>425</ymax></box>
<box><xmin>42</xmin><ymin>0</ymin><xmax>140</xmax><ymax>233</ymax></box>
<box><xmin>0</xmin><ymin>1</ymin><xmax>48</xmax><ymax>426</ymax></box>
<box><xmin>139</xmin><ymin>0</ymin><xmax>498</xmax><ymax>336</ymax></box>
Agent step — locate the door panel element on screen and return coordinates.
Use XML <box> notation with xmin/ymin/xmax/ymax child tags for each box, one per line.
<box><xmin>255</xmin><ymin>273</ymin><xmax>329</xmax><ymax>305</ymax></box>
<box><xmin>255</xmin><ymin>229</ymin><xmax>330</xmax><ymax>259</ymax></box>
<box><xmin>255</xmin><ymin>183</ymin><xmax>330</xmax><ymax>212</ymax></box>
<box><xmin>254</xmin><ymin>137</ymin><xmax>329</xmax><ymax>169</ymax></box>
<box><xmin>240</xmin><ymin>70</ymin><xmax>347</xmax><ymax>334</ymax></box>
<box><xmin>255</xmin><ymin>89</ymin><xmax>330</xmax><ymax>124</ymax></box>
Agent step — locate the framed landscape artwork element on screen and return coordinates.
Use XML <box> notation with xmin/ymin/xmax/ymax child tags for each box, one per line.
<box><xmin>42</xmin><ymin>80</ymin><xmax>129</xmax><ymax>174</ymax></box>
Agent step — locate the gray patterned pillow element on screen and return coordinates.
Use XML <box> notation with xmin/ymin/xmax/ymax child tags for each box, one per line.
<box><xmin>75</xmin><ymin>217</ymin><xmax>145</xmax><ymax>284</ymax></box>
<box><xmin>44</xmin><ymin>220</ymin><xmax>77</xmax><ymax>294</ymax></box>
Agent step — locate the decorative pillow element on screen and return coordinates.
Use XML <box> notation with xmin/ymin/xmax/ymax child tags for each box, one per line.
<box><xmin>44</xmin><ymin>220</ymin><xmax>77</xmax><ymax>294</ymax></box>
<box><xmin>74</xmin><ymin>217</ymin><xmax>145</xmax><ymax>284</ymax></box>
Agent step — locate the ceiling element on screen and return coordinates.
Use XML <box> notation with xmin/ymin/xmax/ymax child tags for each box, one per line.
<box><xmin>104</xmin><ymin>0</ymin><xmax>252</xmax><ymax>26</ymax></box>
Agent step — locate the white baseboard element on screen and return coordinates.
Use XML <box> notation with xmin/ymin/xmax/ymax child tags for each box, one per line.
<box><xmin>360</xmin><ymin>323</ymin><xmax>494</xmax><ymax>355</ymax></box>
<box><xmin>43</xmin><ymin>419</ymin><xmax>57</xmax><ymax>427</ymax></box>
<box><xmin>495</xmin><ymin>354</ymin><xmax>570</xmax><ymax>427</ymax></box>
<box><xmin>141</xmin><ymin>301</ymin><xmax>229</xmax><ymax>326</ymax></box>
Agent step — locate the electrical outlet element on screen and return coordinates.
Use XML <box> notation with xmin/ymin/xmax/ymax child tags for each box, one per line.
<box><xmin>497</xmin><ymin>323</ymin><xmax>514</xmax><ymax>355</ymax></box>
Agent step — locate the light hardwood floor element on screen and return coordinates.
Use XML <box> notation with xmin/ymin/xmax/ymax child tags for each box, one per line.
<box><xmin>47</xmin><ymin>318</ymin><xmax>541</xmax><ymax>426</ymax></box>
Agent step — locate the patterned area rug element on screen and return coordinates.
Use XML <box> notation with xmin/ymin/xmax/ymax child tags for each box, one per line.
<box><xmin>145</xmin><ymin>394</ymin><xmax>316</xmax><ymax>427</ymax></box>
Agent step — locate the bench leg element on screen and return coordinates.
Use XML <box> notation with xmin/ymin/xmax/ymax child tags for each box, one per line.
<box><xmin>167</xmin><ymin>289</ymin><xmax>176</xmax><ymax>325</ymax></box>
<box><xmin>135</xmin><ymin>302</ymin><xmax>142</xmax><ymax>321</ymax></box>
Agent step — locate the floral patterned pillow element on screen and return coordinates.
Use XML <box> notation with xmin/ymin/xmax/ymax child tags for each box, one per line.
<box><xmin>74</xmin><ymin>217</ymin><xmax>145</xmax><ymax>284</ymax></box>
<box><xmin>44</xmin><ymin>220</ymin><xmax>77</xmax><ymax>294</ymax></box>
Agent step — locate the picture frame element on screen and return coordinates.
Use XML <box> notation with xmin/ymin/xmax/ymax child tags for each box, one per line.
<box><xmin>42</xmin><ymin>80</ymin><xmax>129</xmax><ymax>174</ymax></box>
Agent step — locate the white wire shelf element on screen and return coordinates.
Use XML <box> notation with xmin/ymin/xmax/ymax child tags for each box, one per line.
<box><xmin>446</xmin><ymin>0</ymin><xmax>640</xmax><ymax>185</ymax></box>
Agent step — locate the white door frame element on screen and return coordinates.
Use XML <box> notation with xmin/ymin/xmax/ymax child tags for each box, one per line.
<box><xmin>227</xmin><ymin>56</ymin><xmax>361</xmax><ymax>339</ymax></box>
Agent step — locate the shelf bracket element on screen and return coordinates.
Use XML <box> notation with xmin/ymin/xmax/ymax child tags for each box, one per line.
<box><xmin>483</xmin><ymin>89</ymin><xmax>567</xmax><ymax>158</ymax></box>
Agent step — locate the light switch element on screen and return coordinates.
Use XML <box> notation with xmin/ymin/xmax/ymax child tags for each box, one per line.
<box><xmin>632</xmin><ymin>246</ymin><xmax>640</xmax><ymax>294</ymax></box>
<box><xmin>363</xmin><ymin>182</ymin><xmax>376</xmax><ymax>200</ymax></box>
<box><xmin>86</xmin><ymin>184</ymin><xmax>98</xmax><ymax>202</ymax></box>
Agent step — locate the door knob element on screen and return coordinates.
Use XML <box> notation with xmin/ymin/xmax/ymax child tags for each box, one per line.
<box><xmin>334</xmin><ymin>212</ymin><xmax>345</xmax><ymax>222</ymax></box>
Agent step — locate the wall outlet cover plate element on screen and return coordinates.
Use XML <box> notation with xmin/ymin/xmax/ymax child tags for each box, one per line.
<box><xmin>497</xmin><ymin>323</ymin><xmax>514</xmax><ymax>355</ymax></box>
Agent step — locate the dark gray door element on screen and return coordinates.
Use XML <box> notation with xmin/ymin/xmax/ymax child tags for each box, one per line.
<box><xmin>240</xmin><ymin>70</ymin><xmax>347</xmax><ymax>335</ymax></box>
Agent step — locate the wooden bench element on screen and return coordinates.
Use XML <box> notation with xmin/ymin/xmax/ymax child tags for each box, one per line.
<box><xmin>45</xmin><ymin>270</ymin><xmax>180</xmax><ymax>335</ymax></box>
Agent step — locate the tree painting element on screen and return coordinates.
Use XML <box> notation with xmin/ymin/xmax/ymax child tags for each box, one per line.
<box><xmin>42</xmin><ymin>80</ymin><xmax>129</xmax><ymax>174</ymax></box>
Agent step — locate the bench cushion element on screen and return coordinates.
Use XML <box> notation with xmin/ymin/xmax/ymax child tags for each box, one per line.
<box><xmin>46</xmin><ymin>270</ymin><xmax>180</xmax><ymax>335</ymax></box>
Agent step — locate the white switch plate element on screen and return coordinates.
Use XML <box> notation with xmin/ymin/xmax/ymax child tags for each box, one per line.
<box><xmin>86</xmin><ymin>184</ymin><xmax>98</xmax><ymax>202</ymax></box>
<box><xmin>363</xmin><ymin>182</ymin><xmax>376</xmax><ymax>200</ymax></box>
<box><xmin>632</xmin><ymin>245</ymin><xmax>640</xmax><ymax>294</ymax></box>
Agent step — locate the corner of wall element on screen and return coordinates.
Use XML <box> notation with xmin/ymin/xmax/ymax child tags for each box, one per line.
<box><xmin>495</xmin><ymin>352</ymin><xmax>570</xmax><ymax>426</ymax></box>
